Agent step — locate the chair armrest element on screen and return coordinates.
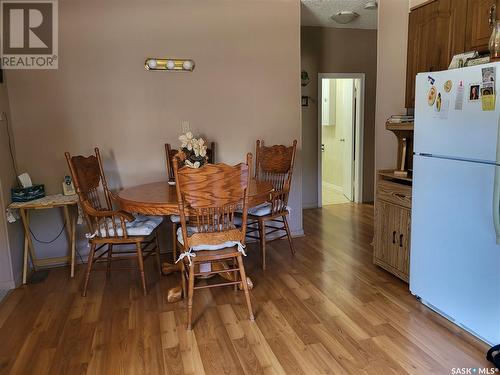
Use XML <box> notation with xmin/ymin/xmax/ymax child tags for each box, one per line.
<box><xmin>81</xmin><ymin>200</ymin><xmax>135</xmax><ymax>222</ymax></box>
<box><xmin>268</xmin><ymin>190</ymin><xmax>289</xmax><ymax>214</ymax></box>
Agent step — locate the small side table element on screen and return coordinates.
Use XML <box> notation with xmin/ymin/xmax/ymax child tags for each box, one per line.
<box><xmin>8</xmin><ymin>194</ymin><xmax>79</xmax><ymax>284</ymax></box>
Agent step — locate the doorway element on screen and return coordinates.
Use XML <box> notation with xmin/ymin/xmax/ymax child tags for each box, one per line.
<box><xmin>318</xmin><ymin>73</ymin><xmax>364</xmax><ymax>207</ymax></box>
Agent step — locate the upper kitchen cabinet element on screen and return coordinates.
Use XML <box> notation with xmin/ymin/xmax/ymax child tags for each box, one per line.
<box><xmin>465</xmin><ymin>0</ymin><xmax>499</xmax><ymax>52</ymax></box>
<box><xmin>406</xmin><ymin>0</ymin><xmax>472</xmax><ymax>108</ymax></box>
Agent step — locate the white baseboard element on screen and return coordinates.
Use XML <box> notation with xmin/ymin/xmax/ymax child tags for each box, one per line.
<box><xmin>292</xmin><ymin>229</ymin><xmax>305</xmax><ymax>237</ymax></box>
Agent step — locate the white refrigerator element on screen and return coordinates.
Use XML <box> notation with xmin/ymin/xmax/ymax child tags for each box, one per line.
<box><xmin>411</xmin><ymin>62</ymin><xmax>500</xmax><ymax>345</ymax></box>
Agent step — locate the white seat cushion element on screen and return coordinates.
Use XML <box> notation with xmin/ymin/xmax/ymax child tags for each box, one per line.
<box><xmin>176</xmin><ymin>226</ymin><xmax>240</xmax><ymax>251</ymax></box>
<box><xmin>170</xmin><ymin>214</ymin><xmax>180</xmax><ymax>223</ymax></box>
<box><xmin>248</xmin><ymin>202</ymin><xmax>273</xmax><ymax>216</ymax></box>
<box><xmin>237</xmin><ymin>202</ymin><xmax>291</xmax><ymax>217</ymax></box>
<box><xmin>98</xmin><ymin>214</ymin><xmax>162</xmax><ymax>237</ymax></box>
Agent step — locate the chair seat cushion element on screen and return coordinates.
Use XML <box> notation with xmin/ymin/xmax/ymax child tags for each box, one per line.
<box><xmin>176</xmin><ymin>226</ymin><xmax>240</xmax><ymax>251</ymax></box>
<box><xmin>170</xmin><ymin>214</ymin><xmax>180</xmax><ymax>223</ymax></box>
<box><xmin>99</xmin><ymin>214</ymin><xmax>162</xmax><ymax>237</ymax></box>
<box><xmin>237</xmin><ymin>202</ymin><xmax>291</xmax><ymax>217</ymax></box>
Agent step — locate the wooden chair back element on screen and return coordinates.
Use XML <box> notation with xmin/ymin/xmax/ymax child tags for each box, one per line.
<box><xmin>65</xmin><ymin>148</ymin><xmax>132</xmax><ymax>239</ymax></box>
<box><xmin>165</xmin><ymin>142</ymin><xmax>216</xmax><ymax>181</ymax></box>
<box><xmin>255</xmin><ymin>140</ymin><xmax>297</xmax><ymax>214</ymax></box>
<box><xmin>173</xmin><ymin>154</ymin><xmax>251</xmax><ymax>251</ymax></box>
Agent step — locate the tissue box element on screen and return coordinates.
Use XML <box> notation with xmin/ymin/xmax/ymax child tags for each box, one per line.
<box><xmin>11</xmin><ymin>185</ymin><xmax>45</xmax><ymax>202</ymax></box>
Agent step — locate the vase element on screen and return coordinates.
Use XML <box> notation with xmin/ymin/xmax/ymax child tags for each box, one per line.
<box><xmin>489</xmin><ymin>21</ymin><xmax>500</xmax><ymax>61</ymax></box>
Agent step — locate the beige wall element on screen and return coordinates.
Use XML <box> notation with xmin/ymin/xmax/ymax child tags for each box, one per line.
<box><xmin>6</xmin><ymin>0</ymin><xmax>303</xmax><ymax>261</ymax></box>
<box><xmin>0</xmin><ymin>79</ymin><xmax>23</xmax><ymax>288</ymax></box>
<box><xmin>301</xmin><ymin>26</ymin><xmax>377</xmax><ymax>208</ymax></box>
<box><xmin>374</xmin><ymin>0</ymin><xmax>409</xmax><ymax>174</ymax></box>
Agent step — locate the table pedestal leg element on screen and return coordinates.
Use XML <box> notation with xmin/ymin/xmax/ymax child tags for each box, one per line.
<box><xmin>164</xmin><ymin>260</ymin><xmax>253</xmax><ymax>303</ymax></box>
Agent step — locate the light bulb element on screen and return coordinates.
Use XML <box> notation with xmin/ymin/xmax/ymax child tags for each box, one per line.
<box><xmin>166</xmin><ymin>60</ymin><xmax>175</xmax><ymax>70</ymax></box>
<box><xmin>148</xmin><ymin>59</ymin><xmax>157</xmax><ymax>69</ymax></box>
<box><xmin>182</xmin><ymin>60</ymin><xmax>194</xmax><ymax>71</ymax></box>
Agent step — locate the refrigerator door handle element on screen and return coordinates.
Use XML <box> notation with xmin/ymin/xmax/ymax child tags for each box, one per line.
<box><xmin>495</xmin><ymin>115</ymin><xmax>500</xmax><ymax>244</ymax></box>
<box><xmin>494</xmin><ymin>165</ymin><xmax>500</xmax><ymax>244</ymax></box>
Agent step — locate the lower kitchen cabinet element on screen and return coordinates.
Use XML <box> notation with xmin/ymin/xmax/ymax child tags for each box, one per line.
<box><xmin>374</xmin><ymin>171</ymin><xmax>412</xmax><ymax>283</ymax></box>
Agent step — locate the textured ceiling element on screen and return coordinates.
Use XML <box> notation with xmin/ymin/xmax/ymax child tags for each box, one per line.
<box><xmin>301</xmin><ymin>0</ymin><xmax>378</xmax><ymax>29</ymax></box>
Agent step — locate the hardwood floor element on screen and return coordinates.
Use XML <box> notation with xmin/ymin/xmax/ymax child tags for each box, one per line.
<box><xmin>0</xmin><ymin>204</ymin><xmax>490</xmax><ymax>374</ymax></box>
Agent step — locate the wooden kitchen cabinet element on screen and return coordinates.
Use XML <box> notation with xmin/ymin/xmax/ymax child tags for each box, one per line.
<box><xmin>405</xmin><ymin>0</ymin><xmax>468</xmax><ymax>108</ymax></box>
<box><xmin>465</xmin><ymin>0</ymin><xmax>499</xmax><ymax>52</ymax></box>
<box><xmin>374</xmin><ymin>172</ymin><xmax>412</xmax><ymax>282</ymax></box>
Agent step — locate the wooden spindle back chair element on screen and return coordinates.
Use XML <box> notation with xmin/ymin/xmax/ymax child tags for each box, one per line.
<box><xmin>65</xmin><ymin>148</ymin><xmax>162</xmax><ymax>296</ymax></box>
<box><xmin>66</xmin><ymin>149</ymin><xmax>119</xmax><ymax>232</ymax></box>
<box><xmin>255</xmin><ymin>139</ymin><xmax>297</xmax><ymax>214</ymax></box>
<box><xmin>173</xmin><ymin>154</ymin><xmax>254</xmax><ymax>330</ymax></box>
<box><xmin>246</xmin><ymin>139</ymin><xmax>297</xmax><ymax>270</ymax></box>
<box><xmin>165</xmin><ymin>142</ymin><xmax>216</xmax><ymax>261</ymax></box>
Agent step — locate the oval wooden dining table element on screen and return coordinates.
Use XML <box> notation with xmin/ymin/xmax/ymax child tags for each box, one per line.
<box><xmin>116</xmin><ymin>179</ymin><xmax>273</xmax><ymax>302</ymax></box>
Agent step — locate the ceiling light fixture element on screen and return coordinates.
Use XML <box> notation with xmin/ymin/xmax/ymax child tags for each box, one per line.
<box><xmin>364</xmin><ymin>1</ymin><xmax>378</xmax><ymax>10</ymax></box>
<box><xmin>330</xmin><ymin>11</ymin><xmax>359</xmax><ymax>24</ymax></box>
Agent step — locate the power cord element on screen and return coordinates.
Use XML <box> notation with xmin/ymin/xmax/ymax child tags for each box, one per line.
<box><xmin>2</xmin><ymin>112</ymin><xmax>19</xmax><ymax>182</ymax></box>
<box><xmin>29</xmin><ymin>220</ymin><xmax>85</xmax><ymax>264</ymax></box>
<box><xmin>29</xmin><ymin>220</ymin><xmax>67</xmax><ymax>244</ymax></box>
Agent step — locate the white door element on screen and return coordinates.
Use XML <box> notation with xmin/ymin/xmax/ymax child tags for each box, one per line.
<box><xmin>411</xmin><ymin>155</ymin><xmax>500</xmax><ymax>344</ymax></box>
<box><xmin>339</xmin><ymin>79</ymin><xmax>354</xmax><ymax>201</ymax></box>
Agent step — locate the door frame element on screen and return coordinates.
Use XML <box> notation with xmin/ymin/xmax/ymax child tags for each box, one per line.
<box><xmin>317</xmin><ymin>73</ymin><xmax>365</xmax><ymax>206</ymax></box>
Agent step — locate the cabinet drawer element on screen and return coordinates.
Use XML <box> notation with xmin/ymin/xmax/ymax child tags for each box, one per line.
<box><xmin>377</xmin><ymin>181</ymin><xmax>412</xmax><ymax>208</ymax></box>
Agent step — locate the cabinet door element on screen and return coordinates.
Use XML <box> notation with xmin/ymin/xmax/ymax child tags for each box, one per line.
<box><xmin>374</xmin><ymin>201</ymin><xmax>399</xmax><ymax>266</ymax></box>
<box><xmin>374</xmin><ymin>200</ymin><xmax>411</xmax><ymax>282</ymax></box>
<box><xmin>405</xmin><ymin>0</ymin><xmax>467</xmax><ymax>108</ymax></box>
<box><xmin>440</xmin><ymin>0</ymin><xmax>468</xmax><ymax>64</ymax></box>
<box><xmin>395</xmin><ymin>207</ymin><xmax>411</xmax><ymax>279</ymax></box>
<box><xmin>465</xmin><ymin>0</ymin><xmax>498</xmax><ymax>52</ymax></box>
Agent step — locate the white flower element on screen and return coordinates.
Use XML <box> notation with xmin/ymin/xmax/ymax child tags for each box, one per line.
<box><xmin>192</xmin><ymin>137</ymin><xmax>207</xmax><ymax>158</ymax></box>
<box><xmin>199</xmin><ymin>138</ymin><xmax>207</xmax><ymax>157</ymax></box>
<box><xmin>179</xmin><ymin>132</ymin><xmax>194</xmax><ymax>150</ymax></box>
<box><xmin>192</xmin><ymin>138</ymin><xmax>200</xmax><ymax>156</ymax></box>
<box><xmin>185</xmin><ymin>160</ymin><xmax>201</xmax><ymax>168</ymax></box>
<box><xmin>199</xmin><ymin>144</ymin><xmax>207</xmax><ymax>157</ymax></box>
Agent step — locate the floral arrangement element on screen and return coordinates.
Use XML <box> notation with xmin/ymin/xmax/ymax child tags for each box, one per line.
<box><xmin>178</xmin><ymin>131</ymin><xmax>208</xmax><ymax>168</ymax></box>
